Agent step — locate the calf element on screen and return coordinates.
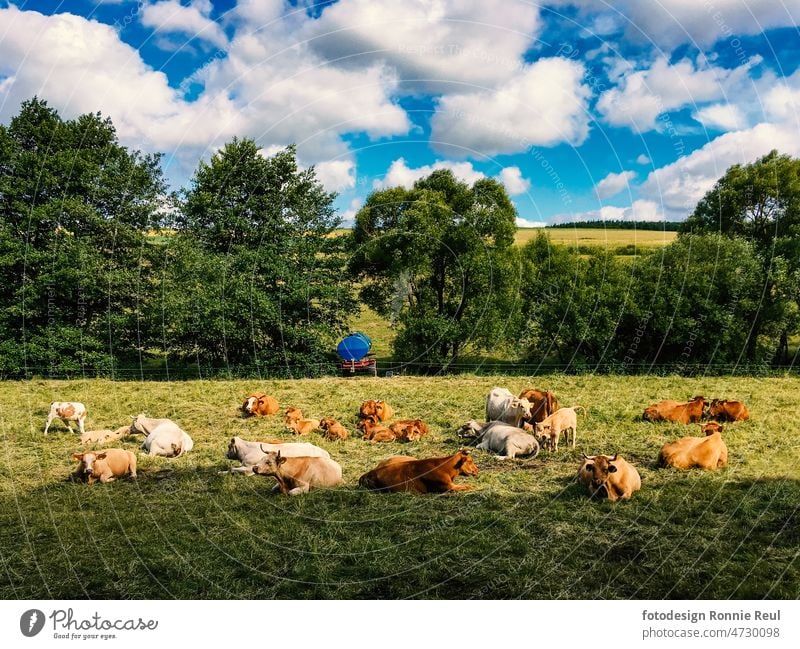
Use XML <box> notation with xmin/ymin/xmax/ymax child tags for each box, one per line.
<box><xmin>44</xmin><ymin>401</ymin><xmax>88</xmax><ymax>435</ymax></box>
<box><xmin>708</xmin><ymin>399</ymin><xmax>749</xmax><ymax>422</ymax></box>
<box><xmin>389</xmin><ymin>419</ymin><xmax>429</xmax><ymax>442</ymax></box>
<box><xmin>71</xmin><ymin>449</ymin><xmax>137</xmax><ymax>484</ymax></box>
<box><xmin>79</xmin><ymin>426</ymin><xmax>129</xmax><ymax>446</ymax></box>
<box><xmin>252</xmin><ymin>449</ymin><xmax>343</xmax><ymax>495</ymax></box>
<box><xmin>485</xmin><ymin>387</ymin><xmax>532</xmax><ymax>427</ymax></box>
<box><xmin>519</xmin><ymin>388</ymin><xmax>559</xmax><ymax>423</ymax></box>
<box><xmin>130</xmin><ymin>414</ymin><xmax>194</xmax><ymax>458</ymax></box>
<box><xmin>533</xmin><ymin>406</ymin><xmax>584</xmax><ymax>451</ymax></box>
<box><xmin>658</xmin><ymin>422</ymin><xmax>728</xmax><ymax>470</ymax></box>
<box><xmin>225</xmin><ymin>436</ymin><xmax>330</xmax><ymax>475</ymax></box>
<box><xmin>577</xmin><ymin>454</ymin><xmax>641</xmax><ymax>501</ymax></box>
<box><xmin>284</xmin><ymin>407</ymin><xmax>303</xmax><ymax>426</ymax></box>
<box><xmin>319</xmin><ymin>417</ymin><xmax>349</xmax><ymax>441</ymax></box>
<box><xmin>359</xmin><ymin>400</ymin><xmax>394</xmax><ymax>423</ymax></box>
<box><xmin>286</xmin><ymin>418</ymin><xmax>320</xmax><ymax>436</ymax></box>
<box><xmin>242</xmin><ymin>393</ymin><xmax>279</xmax><ymax>417</ymax></box>
<box><xmin>359</xmin><ymin>450</ymin><xmax>478</xmax><ymax>494</ymax></box>
<box><xmin>358</xmin><ymin>419</ymin><xmax>396</xmax><ymax>442</ymax></box>
<box><xmin>642</xmin><ymin>396</ymin><xmax>706</xmax><ymax>423</ymax></box>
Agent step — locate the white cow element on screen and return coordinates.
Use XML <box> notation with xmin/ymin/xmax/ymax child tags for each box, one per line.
<box><xmin>485</xmin><ymin>387</ymin><xmax>532</xmax><ymax>427</ymax></box>
<box><xmin>130</xmin><ymin>414</ymin><xmax>194</xmax><ymax>458</ymax></box>
<box><xmin>44</xmin><ymin>402</ymin><xmax>88</xmax><ymax>435</ymax></box>
<box><xmin>225</xmin><ymin>436</ymin><xmax>330</xmax><ymax>475</ymax></box>
<box><xmin>459</xmin><ymin>419</ymin><xmax>540</xmax><ymax>460</ymax></box>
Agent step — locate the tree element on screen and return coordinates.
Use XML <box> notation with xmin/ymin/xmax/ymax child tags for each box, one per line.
<box><xmin>0</xmin><ymin>98</ymin><xmax>167</xmax><ymax>376</ymax></box>
<box><xmin>349</xmin><ymin>170</ymin><xmax>520</xmax><ymax>364</ymax></box>
<box><xmin>162</xmin><ymin>140</ymin><xmax>355</xmax><ymax>371</ymax></box>
<box><xmin>681</xmin><ymin>150</ymin><xmax>800</xmax><ymax>363</ymax></box>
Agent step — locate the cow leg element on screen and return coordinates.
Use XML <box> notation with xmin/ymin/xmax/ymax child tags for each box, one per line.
<box><xmin>44</xmin><ymin>414</ymin><xmax>54</xmax><ymax>435</ymax></box>
<box><xmin>225</xmin><ymin>466</ymin><xmax>255</xmax><ymax>475</ymax></box>
<box><xmin>571</xmin><ymin>427</ymin><xmax>576</xmax><ymax>449</ymax></box>
<box><xmin>447</xmin><ymin>483</ymin><xmax>473</xmax><ymax>491</ymax></box>
<box><xmin>78</xmin><ymin>416</ymin><xmax>86</xmax><ymax>436</ymax></box>
<box><xmin>64</xmin><ymin>419</ymin><xmax>75</xmax><ymax>434</ymax></box>
<box><xmin>287</xmin><ymin>482</ymin><xmax>310</xmax><ymax>496</ymax></box>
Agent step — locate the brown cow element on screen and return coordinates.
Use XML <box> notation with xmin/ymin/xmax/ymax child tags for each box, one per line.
<box><xmin>577</xmin><ymin>454</ymin><xmax>641</xmax><ymax>501</ymax></box>
<box><xmin>284</xmin><ymin>407</ymin><xmax>303</xmax><ymax>426</ymax></box>
<box><xmin>286</xmin><ymin>418</ymin><xmax>320</xmax><ymax>436</ymax></box>
<box><xmin>242</xmin><ymin>393</ymin><xmax>279</xmax><ymax>417</ymax></box>
<box><xmin>658</xmin><ymin>422</ymin><xmax>728</xmax><ymax>470</ymax></box>
<box><xmin>359</xmin><ymin>450</ymin><xmax>478</xmax><ymax>494</ymax></box>
<box><xmin>389</xmin><ymin>419</ymin><xmax>429</xmax><ymax>442</ymax></box>
<box><xmin>642</xmin><ymin>396</ymin><xmax>706</xmax><ymax>424</ymax></box>
<box><xmin>319</xmin><ymin>417</ymin><xmax>349</xmax><ymax>441</ymax></box>
<box><xmin>71</xmin><ymin>449</ymin><xmax>137</xmax><ymax>484</ymax></box>
<box><xmin>359</xmin><ymin>400</ymin><xmax>394</xmax><ymax>423</ymax></box>
<box><xmin>358</xmin><ymin>419</ymin><xmax>396</xmax><ymax>442</ymax></box>
<box><xmin>708</xmin><ymin>399</ymin><xmax>749</xmax><ymax>422</ymax></box>
<box><xmin>519</xmin><ymin>389</ymin><xmax>559</xmax><ymax>423</ymax></box>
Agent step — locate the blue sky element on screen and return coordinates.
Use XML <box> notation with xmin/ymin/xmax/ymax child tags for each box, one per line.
<box><xmin>1</xmin><ymin>1</ymin><xmax>799</xmax><ymax>226</ymax></box>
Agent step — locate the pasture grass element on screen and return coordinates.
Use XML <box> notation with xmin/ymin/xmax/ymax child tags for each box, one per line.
<box><xmin>0</xmin><ymin>375</ymin><xmax>797</xmax><ymax>599</ymax></box>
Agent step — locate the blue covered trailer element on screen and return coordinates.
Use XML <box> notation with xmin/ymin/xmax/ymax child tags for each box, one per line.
<box><xmin>336</xmin><ymin>332</ymin><xmax>377</xmax><ymax>376</ymax></box>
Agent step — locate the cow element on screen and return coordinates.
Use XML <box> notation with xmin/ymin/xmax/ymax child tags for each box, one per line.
<box><xmin>577</xmin><ymin>454</ymin><xmax>641</xmax><ymax>501</ymax></box>
<box><xmin>708</xmin><ymin>399</ymin><xmax>749</xmax><ymax>423</ymax></box>
<box><xmin>458</xmin><ymin>420</ymin><xmax>540</xmax><ymax>460</ymax></box>
<box><xmin>358</xmin><ymin>419</ymin><xmax>396</xmax><ymax>442</ymax></box>
<box><xmin>129</xmin><ymin>414</ymin><xmax>194</xmax><ymax>458</ymax></box>
<box><xmin>252</xmin><ymin>449</ymin><xmax>343</xmax><ymax>496</ymax></box>
<box><xmin>389</xmin><ymin>419</ymin><xmax>429</xmax><ymax>442</ymax></box>
<box><xmin>533</xmin><ymin>406</ymin><xmax>585</xmax><ymax>451</ymax></box>
<box><xmin>44</xmin><ymin>401</ymin><xmax>88</xmax><ymax>436</ymax></box>
<box><xmin>284</xmin><ymin>407</ymin><xmax>303</xmax><ymax>426</ymax></box>
<box><xmin>224</xmin><ymin>436</ymin><xmax>331</xmax><ymax>475</ymax></box>
<box><xmin>642</xmin><ymin>396</ymin><xmax>706</xmax><ymax>424</ymax></box>
<box><xmin>359</xmin><ymin>400</ymin><xmax>394</xmax><ymax>423</ymax></box>
<box><xmin>519</xmin><ymin>388</ymin><xmax>559</xmax><ymax>423</ymax></box>
<box><xmin>319</xmin><ymin>417</ymin><xmax>349</xmax><ymax>441</ymax></box>
<box><xmin>658</xmin><ymin>422</ymin><xmax>728</xmax><ymax>470</ymax></box>
<box><xmin>71</xmin><ymin>449</ymin><xmax>137</xmax><ymax>484</ymax></box>
<box><xmin>79</xmin><ymin>426</ymin><xmax>129</xmax><ymax>446</ymax></box>
<box><xmin>485</xmin><ymin>387</ymin><xmax>532</xmax><ymax>427</ymax></box>
<box><xmin>286</xmin><ymin>418</ymin><xmax>320</xmax><ymax>436</ymax></box>
<box><xmin>242</xmin><ymin>393</ymin><xmax>279</xmax><ymax>417</ymax></box>
<box><xmin>359</xmin><ymin>450</ymin><xmax>478</xmax><ymax>494</ymax></box>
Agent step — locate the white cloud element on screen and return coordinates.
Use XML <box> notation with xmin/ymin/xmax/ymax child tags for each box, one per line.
<box><xmin>516</xmin><ymin>218</ymin><xmax>547</xmax><ymax>228</ymax></box>
<box><xmin>314</xmin><ymin>159</ymin><xmax>356</xmax><ymax>192</ymax></box>
<box><xmin>430</xmin><ymin>57</ymin><xmax>592</xmax><ymax>156</ymax></box>
<box><xmin>140</xmin><ymin>0</ymin><xmax>228</xmax><ymax>50</ymax></box>
<box><xmin>597</xmin><ymin>56</ymin><xmax>759</xmax><ymax>133</ymax></box>
<box><xmin>636</xmin><ymin>154</ymin><xmax>651</xmax><ymax>165</ymax></box>
<box><xmin>497</xmin><ymin>167</ymin><xmax>530</xmax><ymax>195</ymax></box>
<box><xmin>550</xmin><ymin>199</ymin><xmax>665</xmax><ymax>224</ymax></box>
<box><xmin>340</xmin><ymin>197</ymin><xmax>362</xmax><ymax>226</ymax></box>
<box><xmin>303</xmin><ymin>0</ymin><xmax>542</xmax><ymax>92</ymax></box>
<box><xmin>693</xmin><ymin>103</ymin><xmax>748</xmax><ymax>131</ymax></box>
<box><xmin>551</xmin><ymin>1</ymin><xmax>800</xmax><ymax>49</ymax></box>
<box><xmin>594</xmin><ymin>170</ymin><xmax>636</xmax><ymax>199</ymax></box>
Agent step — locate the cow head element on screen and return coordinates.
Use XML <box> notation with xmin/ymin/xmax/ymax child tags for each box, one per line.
<box><xmin>253</xmin><ymin>449</ymin><xmax>286</xmax><ymax>477</ymax></box>
<box><xmin>701</xmin><ymin>421</ymin><xmax>724</xmax><ymax>436</ymax></box>
<box><xmin>457</xmin><ymin>420</ymin><xmax>484</xmax><ymax>438</ymax></box>
<box><xmin>707</xmin><ymin>399</ymin><xmax>727</xmax><ymax>418</ymax></box>
<box><xmin>581</xmin><ymin>454</ymin><xmax>619</xmax><ymax>496</ymax></box>
<box><xmin>533</xmin><ymin>420</ymin><xmax>551</xmax><ymax>438</ymax></box>
<box><xmin>242</xmin><ymin>396</ymin><xmax>258</xmax><ymax>415</ymax></box>
<box><xmin>129</xmin><ymin>414</ymin><xmax>148</xmax><ymax>435</ymax></box>
<box><xmin>226</xmin><ymin>437</ymin><xmax>242</xmax><ymax>460</ymax></box>
<box><xmin>375</xmin><ymin>400</ymin><xmax>394</xmax><ymax>421</ymax></box>
<box><xmin>72</xmin><ymin>451</ymin><xmax>105</xmax><ymax>475</ymax></box>
<box><xmin>284</xmin><ymin>407</ymin><xmax>303</xmax><ymax>424</ymax></box>
<box><xmin>319</xmin><ymin>417</ymin><xmax>335</xmax><ymax>430</ymax></box>
<box><xmin>454</xmin><ymin>450</ymin><xmax>479</xmax><ymax>476</ymax></box>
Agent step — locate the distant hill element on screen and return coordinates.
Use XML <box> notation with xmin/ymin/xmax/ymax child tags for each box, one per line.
<box><xmin>545</xmin><ymin>220</ymin><xmax>683</xmax><ymax>231</ymax></box>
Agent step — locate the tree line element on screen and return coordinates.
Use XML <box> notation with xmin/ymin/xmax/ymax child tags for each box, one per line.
<box><xmin>1</xmin><ymin>98</ymin><xmax>798</xmax><ymax>377</ymax></box>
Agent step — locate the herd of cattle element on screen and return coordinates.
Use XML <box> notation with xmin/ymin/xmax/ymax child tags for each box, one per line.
<box><xmin>46</xmin><ymin>388</ymin><xmax>749</xmax><ymax>500</ymax></box>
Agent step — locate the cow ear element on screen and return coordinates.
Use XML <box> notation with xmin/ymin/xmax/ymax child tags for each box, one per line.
<box><xmin>96</xmin><ymin>453</ymin><xmax>107</xmax><ymax>460</ymax></box>
<box><xmin>72</xmin><ymin>452</ymin><xmax>84</xmax><ymax>460</ymax></box>
<box><xmin>276</xmin><ymin>450</ymin><xmax>286</xmax><ymax>465</ymax></box>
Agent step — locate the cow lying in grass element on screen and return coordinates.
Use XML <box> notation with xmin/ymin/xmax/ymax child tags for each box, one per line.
<box><xmin>389</xmin><ymin>419</ymin><xmax>429</xmax><ymax>442</ymax></box>
<box><xmin>130</xmin><ymin>414</ymin><xmax>194</xmax><ymax>457</ymax></box>
<box><xmin>225</xmin><ymin>436</ymin><xmax>330</xmax><ymax>475</ymax></box>
<box><xmin>458</xmin><ymin>420</ymin><xmax>539</xmax><ymax>460</ymax></box>
<box><xmin>45</xmin><ymin>401</ymin><xmax>88</xmax><ymax>436</ymax></box>
<box><xmin>359</xmin><ymin>449</ymin><xmax>478</xmax><ymax>494</ymax></box>
<box><xmin>71</xmin><ymin>449</ymin><xmax>137</xmax><ymax>484</ymax></box>
<box><xmin>286</xmin><ymin>418</ymin><xmax>320</xmax><ymax>435</ymax></box>
<box><xmin>319</xmin><ymin>417</ymin><xmax>349</xmax><ymax>441</ymax></box>
<box><xmin>358</xmin><ymin>419</ymin><xmax>396</xmax><ymax>442</ymax></box>
<box><xmin>708</xmin><ymin>399</ymin><xmax>749</xmax><ymax>422</ymax></box>
<box><xmin>577</xmin><ymin>454</ymin><xmax>641</xmax><ymax>501</ymax></box>
<box><xmin>253</xmin><ymin>449</ymin><xmax>343</xmax><ymax>495</ymax></box>
<box><xmin>643</xmin><ymin>396</ymin><xmax>706</xmax><ymax>423</ymax></box>
<box><xmin>359</xmin><ymin>399</ymin><xmax>394</xmax><ymax>423</ymax></box>
<box><xmin>242</xmin><ymin>393</ymin><xmax>279</xmax><ymax>417</ymax></box>
<box><xmin>658</xmin><ymin>422</ymin><xmax>728</xmax><ymax>470</ymax></box>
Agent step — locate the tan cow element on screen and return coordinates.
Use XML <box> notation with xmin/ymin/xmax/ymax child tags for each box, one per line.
<box><xmin>389</xmin><ymin>419</ymin><xmax>429</xmax><ymax>442</ymax></box>
<box><xmin>284</xmin><ymin>407</ymin><xmax>304</xmax><ymax>426</ymax></box>
<box><xmin>80</xmin><ymin>426</ymin><xmax>130</xmax><ymax>446</ymax></box>
<box><xmin>286</xmin><ymin>418</ymin><xmax>320</xmax><ymax>436</ymax></box>
<box><xmin>533</xmin><ymin>406</ymin><xmax>584</xmax><ymax>451</ymax></box>
<box><xmin>358</xmin><ymin>419</ymin><xmax>396</xmax><ymax>442</ymax></box>
<box><xmin>577</xmin><ymin>454</ymin><xmax>641</xmax><ymax>501</ymax></box>
<box><xmin>658</xmin><ymin>422</ymin><xmax>728</xmax><ymax>470</ymax></box>
<box><xmin>252</xmin><ymin>449</ymin><xmax>343</xmax><ymax>495</ymax></box>
<box><xmin>242</xmin><ymin>393</ymin><xmax>279</xmax><ymax>417</ymax></box>
<box><xmin>359</xmin><ymin>400</ymin><xmax>394</xmax><ymax>423</ymax></box>
<box><xmin>71</xmin><ymin>449</ymin><xmax>137</xmax><ymax>484</ymax></box>
<box><xmin>519</xmin><ymin>389</ymin><xmax>559</xmax><ymax>423</ymax></box>
<box><xmin>642</xmin><ymin>396</ymin><xmax>706</xmax><ymax>424</ymax></box>
<box><xmin>708</xmin><ymin>399</ymin><xmax>749</xmax><ymax>422</ymax></box>
<box><xmin>319</xmin><ymin>417</ymin><xmax>349</xmax><ymax>441</ymax></box>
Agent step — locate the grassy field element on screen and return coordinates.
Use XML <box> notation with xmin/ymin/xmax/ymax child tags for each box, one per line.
<box><xmin>517</xmin><ymin>227</ymin><xmax>677</xmax><ymax>248</ymax></box>
<box><xmin>1</xmin><ymin>375</ymin><xmax>797</xmax><ymax>599</ymax></box>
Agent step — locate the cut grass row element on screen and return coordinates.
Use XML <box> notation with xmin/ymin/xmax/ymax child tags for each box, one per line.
<box><xmin>0</xmin><ymin>375</ymin><xmax>797</xmax><ymax>599</ymax></box>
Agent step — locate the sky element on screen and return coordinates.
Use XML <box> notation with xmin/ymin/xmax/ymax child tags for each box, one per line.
<box><xmin>0</xmin><ymin>1</ymin><xmax>799</xmax><ymax>227</ymax></box>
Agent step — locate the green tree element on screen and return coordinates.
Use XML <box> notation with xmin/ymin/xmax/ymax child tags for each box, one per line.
<box><xmin>162</xmin><ymin>139</ymin><xmax>354</xmax><ymax>371</ymax></box>
<box><xmin>0</xmin><ymin>98</ymin><xmax>167</xmax><ymax>376</ymax></box>
<box><xmin>681</xmin><ymin>150</ymin><xmax>800</xmax><ymax>362</ymax></box>
<box><xmin>349</xmin><ymin>170</ymin><xmax>520</xmax><ymax>364</ymax></box>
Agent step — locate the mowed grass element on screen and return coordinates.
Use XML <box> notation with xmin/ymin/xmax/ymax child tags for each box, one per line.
<box><xmin>0</xmin><ymin>375</ymin><xmax>797</xmax><ymax>600</ymax></box>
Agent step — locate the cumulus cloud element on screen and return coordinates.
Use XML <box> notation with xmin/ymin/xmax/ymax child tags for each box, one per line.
<box><xmin>594</xmin><ymin>170</ymin><xmax>636</xmax><ymax>199</ymax></box>
<box><xmin>140</xmin><ymin>0</ymin><xmax>228</xmax><ymax>49</ymax></box>
<box><xmin>597</xmin><ymin>56</ymin><xmax>759</xmax><ymax>133</ymax></box>
<box><xmin>636</xmin><ymin>154</ymin><xmax>651</xmax><ymax>165</ymax></box>
<box><xmin>550</xmin><ymin>199</ymin><xmax>665</xmax><ymax>224</ymax></box>
<box><xmin>430</xmin><ymin>57</ymin><xmax>592</xmax><ymax>156</ymax></box>
<box><xmin>374</xmin><ymin>158</ymin><xmax>531</xmax><ymax>196</ymax></box>
<box><xmin>516</xmin><ymin>218</ymin><xmax>547</xmax><ymax>228</ymax></box>
<box><xmin>693</xmin><ymin>103</ymin><xmax>748</xmax><ymax>131</ymax></box>
<box><xmin>340</xmin><ymin>197</ymin><xmax>363</xmax><ymax>227</ymax></box>
<box><xmin>314</xmin><ymin>159</ymin><xmax>356</xmax><ymax>192</ymax></box>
